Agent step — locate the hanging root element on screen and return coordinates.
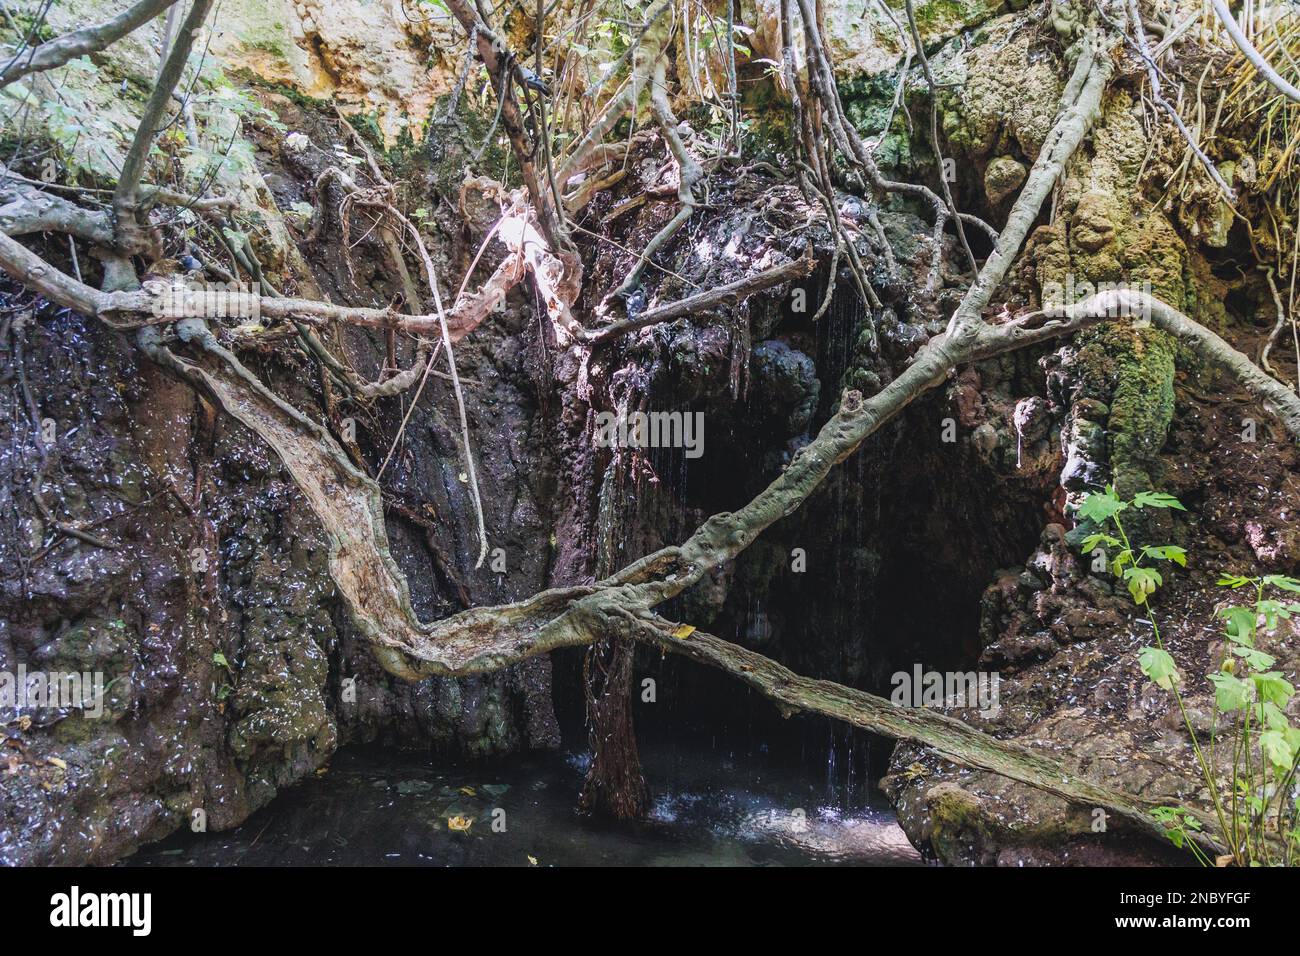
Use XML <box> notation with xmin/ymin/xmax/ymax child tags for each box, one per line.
<box><xmin>789</xmin><ymin>0</ymin><xmax>994</xmax><ymax>295</ymax></box>
<box><xmin>6</xmin><ymin>8</ymin><xmax>1300</xmax><ymax>857</ymax></box>
<box><xmin>1121</xmin><ymin>0</ymin><xmax>1236</xmax><ymax>202</ymax></box>
<box><xmin>611</xmin><ymin>57</ymin><xmax>704</xmax><ymax>298</ymax></box>
<box><xmin>1211</xmin><ymin>0</ymin><xmax>1300</xmax><ymax>103</ymax></box>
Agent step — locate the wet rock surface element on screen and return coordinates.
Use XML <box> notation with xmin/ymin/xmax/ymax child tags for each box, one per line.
<box><xmin>3</xmin><ymin>0</ymin><xmax>1299</xmax><ymax>871</ymax></box>
<box><xmin>884</xmin><ymin>389</ymin><xmax>1300</xmax><ymax>866</ymax></box>
<box><xmin>0</xmin><ymin>91</ymin><xmax>559</xmax><ymax>863</ymax></box>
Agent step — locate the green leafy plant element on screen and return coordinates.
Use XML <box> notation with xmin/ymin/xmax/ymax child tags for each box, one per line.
<box><xmin>1079</xmin><ymin>486</ymin><xmax>1300</xmax><ymax>865</ymax></box>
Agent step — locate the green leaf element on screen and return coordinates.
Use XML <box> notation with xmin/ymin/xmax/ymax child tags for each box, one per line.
<box><xmin>1124</xmin><ymin>566</ymin><xmax>1162</xmax><ymax>604</ymax></box>
<box><xmin>1209</xmin><ymin>672</ymin><xmax>1253</xmax><ymax>711</ymax></box>
<box><xmin>1258</xmin><ymin>599</ymin><xmax>1293</xmax><ymax>632</ymax></box>
<box><xmin>1139</xmin><ymin>646</ymin><xmax>1180</xmax><ymax>690</ymax></box>
<box><xmin>1252</xmin><ymin>672</ymin><xmax>1295</xmax><ymax>707</ymax></box>
<box><xmin>1260</xmin><ymin>730</ymin><xmax>1296</xmax><ymax>771</ymax></box>
<box><xmin>1217</xmin><ymin>573</ymin><xmax>1254</xmax><ymax>589</ymax></box>
<box><xmin>1264</xmin><ymin>575</ymin><xmax>1300</xmax><ymax>594</ymax></box>
<box><xmin>1256</xmin><ymin>701</ymin><xmax>1290</xmax><ymax>732</ymax></box>
<box><xmin>1080</xmin><ymin>533</ymin><xmax>1119</xmax><ymax>553</ymax></box>
<box><xmin>1232</xmin><ymin>646</ymin><xmax>1276</xmax><ymax>670</ymax></box>
<box><xmin>1144</xmin><ymin>545</ymin><xmax>1187</xmax><ymax>567</ymax></box>
<box><xmin>1131</xmin><ymin>491</ymin><xmax>1186</xmax><ymax>511</ymax></box>
<box><xmin>212</xmin><ymin>652</ymin><xmax>231</xmax><ymax>669</ymax></box>
<box><xmin>1077</xmin><ymin>488</ymin><xmax>1127</xmax><ymax>525</ymax></box>
<box><xmin>1218</xmin><ymin>606</ymin><xmax>1257</xmax><ymax>644</ymax></box>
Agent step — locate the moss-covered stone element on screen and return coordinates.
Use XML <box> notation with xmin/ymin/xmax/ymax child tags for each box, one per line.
<box><xmin>935</xmin><ymin>20</ymin><xmax>1064</xmax><ymax>160</ymax></box>
<box><xmin>984</xmin><ymin>155</ymin><xmax>1027</xmax><ymax>205</ymax></box>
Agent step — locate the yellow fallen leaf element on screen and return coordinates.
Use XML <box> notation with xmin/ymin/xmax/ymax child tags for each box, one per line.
<box><xmin>671</xmin><ymin>624</ymin><xmax>696</xmax><ymax>640</ymax></box>
<box><xmin>47</xmin><ymin>757</ymin><xmax>67</xmax><ymax>770</ymax></box>
<box><xmin>527</xmin><ymin>855</ymin><xmax>538</xmax><ymax>866</ymax></box>
<box><xmin>447</xmin><ymin>815</ymin><xmax>474</xmax><ymax>832</ymax></box>
<box><xmin>459</xmin><ymin>786</ymin><xmax>476</xmax><ymax>796</ymax></box>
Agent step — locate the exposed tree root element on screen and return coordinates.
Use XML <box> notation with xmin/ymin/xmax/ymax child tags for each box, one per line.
<box><xmin>1211</xmin><ymin>0</ymin><xmax>1300</xmax><ymax>103</ymax></box>
<box><xmin>582</xmin><ymin>252</ymin><xmax>815</xmax><ymax>344</ymax></box>
<box><xmin>109</xmin><ymin>0</ymin><xmax>214</xmax><ymax>273</ymax></box>
<box><xmin>0</xmin><ymin>183</ymin><xmax>568</xmax><ymax>346</ymax></box>
<box><xmin>4</xmin><ymin>10</ymin><xmax>1297</xmax><ymax>857</ymax></box>
<box><xmin>596</xmin><ymin>605</ymin><xmax>1227</xmax><ymax>855</ymax></box>
<box><xmin>1123</xmin><ymin>0</ymin><xmax>1236</xmax><ymax>202</ymax></box>
<box><xmin>611</xmin><ymin>56</ymin><xmax>704</xmax><ymax>298</ymax></box>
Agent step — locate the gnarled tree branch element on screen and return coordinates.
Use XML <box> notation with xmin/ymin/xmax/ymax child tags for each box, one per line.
<box><xmin>0</xmin><ymin>0</ymin><xmax>179</xmax><ymax>88</ymax></box>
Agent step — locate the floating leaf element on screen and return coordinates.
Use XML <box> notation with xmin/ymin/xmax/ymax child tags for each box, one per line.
<box><xmin>395</xmin><ymin>779</ymin><xmax>433</xmax><ymax>795</ymax></box>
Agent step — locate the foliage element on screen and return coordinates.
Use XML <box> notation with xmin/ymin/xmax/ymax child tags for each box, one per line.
<box><xmin>1080</xmin><ymin>486</ymin><xmax>1300</xmax><ymax>865</ymax></box>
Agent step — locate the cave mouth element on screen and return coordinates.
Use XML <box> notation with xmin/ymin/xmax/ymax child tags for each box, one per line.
<box><xmin>553</xmin><ymin>289</ymin><xmax>1049</xmax><ymax>797</ymax></box>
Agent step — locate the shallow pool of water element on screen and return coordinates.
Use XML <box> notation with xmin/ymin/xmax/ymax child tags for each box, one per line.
<box><xmin>127</xmin><ymin>744</ymin><xmax>925</xmax><ymax>867</ymax></box>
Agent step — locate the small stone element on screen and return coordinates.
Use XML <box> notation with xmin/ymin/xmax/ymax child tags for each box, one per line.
<box><xmin>984</xmin><ymin>155</ymin><xmax>1027</xmax><ymax>205</ymax></box>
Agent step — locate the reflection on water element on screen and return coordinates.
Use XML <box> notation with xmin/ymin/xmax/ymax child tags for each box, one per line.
<box><xmin>127</xmin><ymin>744</ymin><xmax>925</xmax><ymax>867</ymax></box>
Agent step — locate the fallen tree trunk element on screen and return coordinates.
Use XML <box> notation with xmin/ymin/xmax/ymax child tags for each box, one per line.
<box><xmin>593</xmin><ymin>604</ymin><xmax>1227</xmax><ymax>854</ymax></box>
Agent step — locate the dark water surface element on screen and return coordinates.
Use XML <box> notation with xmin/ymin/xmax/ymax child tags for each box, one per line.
<box><xmin>127</xmin><ymin>743</ymin><xmax>925</xmax><ymax>867</ymax></box>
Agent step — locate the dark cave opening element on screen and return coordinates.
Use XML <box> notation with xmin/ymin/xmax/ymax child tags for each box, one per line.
<box><xmin>551</xmin><ymin>274</ymin><xmax>1048</xmax><ymax>796</ymax></box>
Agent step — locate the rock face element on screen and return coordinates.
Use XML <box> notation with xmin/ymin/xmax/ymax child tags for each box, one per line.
<box><xmin>211</xmin><ymin>0</ymin><xmax>463</xmax><ymax>146</ymax></box>
<box><xmin>884</xmin><ymin>393</ymin><xmax>1300</xmax><ymax>864</ymax></box>
<box><xmin>751</xmin><ymin>0</ymin><xmax>1009</xmax><ymax>79</ymax></box>
<box><xmin>4</xmin><ymin>0</ymin><xmax>1297</xmax><ymax>871</ymax></box>
<box><xmin>0</xmin><ymin>263</ymin><xmax>561</xmax><ymax>863</ymax></box>
<box><xmin>875</xmin><ymin>9</ymin><xmax>1300</xmax><ymax>865</ymax></box>
<box><xmin>0</xmin><ymin>46</ymin><xmax>557</xmax><ymax>861</ymax></box>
